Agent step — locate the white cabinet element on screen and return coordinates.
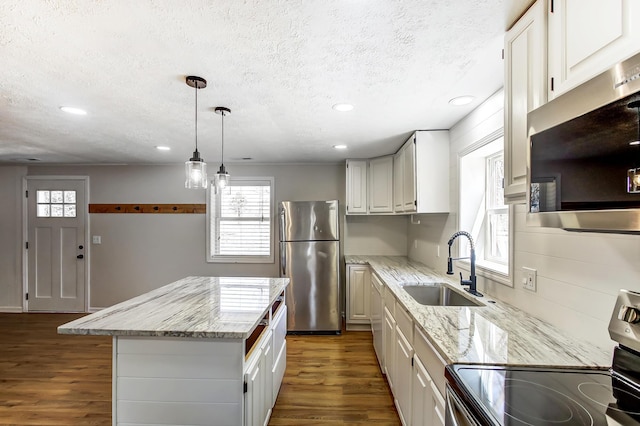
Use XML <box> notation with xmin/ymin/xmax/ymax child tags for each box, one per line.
<box><xmin>393</xmin><ymin>151</ymin><xmax>404</xmax><ymax>212</ymax></box>
<box><xmin>346</xmin><ymin>160</ymin><xmax>368</xmax><ymax>214</ymax></box>
<box><xmin>346</xmin><ymin>157</ymin><xmax>393</xmax><ymax>215</ymax></box>
<box><xmin>394</xmin><ymin>313</ymin><xmax>414</xmax><ymax>426</ymax></box>
<box><xmin>370</xmin><ymin>273</ymin><xmax>384</xmax><ymax>370</ymax></box>
<box><xmin>346</xmin><ymin>264</ymin><xmax>372</xmax><ymax>329</ymax></box>
<box><xmin>548</xmin><ymin>0</ymin><xmax>640</xmax><ymax>99</ymax></box>
<box><xmin>271</xmin><ymin>304</ymin><xmax>287</xmax><ymax>407</ymax></box>
<box><xmin>369</xmin><ymin>156</ymin><xmax>394</xmax><ymax>213</ymax></box>
<box><xmin>402</xmin><ymin>139</ymin><xmax>417</xmax><ymax>212</ymax></box>
<box><xmin>504</xmin><ymin>0</ymin><xmax>547</xmax><ymax>204</ymax></box>
<box><xmin>244</xmin><ymin>330</ymin><xmax>272</xmax><ymax>426</ymax></box>
<box><xmin>394</xmin><ymin>131</ymin><xmax>450</xmax><ymax>214</ymax></box>
<box><xmin>383</xmin><ymin>305</ymin><xmax>396</xmax><ymax>391</ymax></box>
<box><xmin>412</xmin><ymin>355</ymin><xmax>445</xmax><ymax>426</ymax></box>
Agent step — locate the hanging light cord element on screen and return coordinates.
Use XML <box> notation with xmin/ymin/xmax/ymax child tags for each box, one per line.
<box><xmin>194</xmin><ymin>84</ymin><xmax>199</xmax><ymax>153</ymax></box>
<box><xmin>221</xmin><ymin>110</ymin><xmax>225</xmax><ymax>166</ymax></box>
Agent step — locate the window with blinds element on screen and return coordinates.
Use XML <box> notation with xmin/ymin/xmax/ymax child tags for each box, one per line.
<box><xmin>207</xmin><ymin>177</ymin><xmax>274</xmax><ymax>263</ymax></box>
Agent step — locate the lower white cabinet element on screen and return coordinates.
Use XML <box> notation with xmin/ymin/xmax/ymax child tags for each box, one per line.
<box><xmin>346</xmin><ymin>264</ymin><xmax>372</xmax><ymax>329</ymax></box>
<box><xmin>244</xmin><ymin>329</ymin><xmax>272</xmax><ymax>426</ymax></box>
<box><xmin>379</xmin><ymin>287</ymin><xmax>447</xmax><ymax>426</ymax></box>
<box><xmin>370</xmin><ymin>273</ymin><xmax>384</xmax><ymax>369</ymax></box>
<box><xmin>395</xmin><ymin>326</ymin><xmax>413</xmax><ymax>425</ymax></box>
<box><xmin>411</xmin><ymin>355</ymin><xmax>445</xmax><ymax>426</ymax></box>
<box><xmin>383</xmin><ymin>305</ymin><xmax>396</xmax><ymax>391</ymax></box>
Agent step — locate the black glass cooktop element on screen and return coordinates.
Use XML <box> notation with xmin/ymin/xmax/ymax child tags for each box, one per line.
<box><xmin>447</xmin><ymin>365</ymin><xmax>640</xmax><ymax>426</ymax></box>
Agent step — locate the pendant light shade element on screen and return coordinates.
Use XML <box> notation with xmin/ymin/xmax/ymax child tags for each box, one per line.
<box><xmin>214</xmin><ymin>107</ymin><xmax>231</xmax><ymax>190</ymax></box>
<box><xmin>185</xmin><ymin>76</ymin><xmax>208</xmax><ymax>189</ymax></box>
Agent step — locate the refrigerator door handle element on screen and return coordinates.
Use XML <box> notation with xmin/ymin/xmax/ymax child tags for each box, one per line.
<box><xmin>279</xmin><ymin>207</ymin><xmax>286</xmax><ymax>242</ymax></box>
<box><xmin>280</xmin><ymin>243</ymin><xmax>286</xmax><ymax>276</ymax></box>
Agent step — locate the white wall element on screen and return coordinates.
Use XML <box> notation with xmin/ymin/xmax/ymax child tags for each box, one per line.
<box><xmin>25</xmin><ymin>164</ymin><xmax>345</xmax><ymax>308</ymax></box>
<box><xmin>344</xmin><ymin>215</ymin><xmax>408</xmax><ymax>255</ymax></box>
<box><xmin>0</xmin><ymin>166</ymin><xmax>27</xmax><ymax>311</ymax></box>
<box><xmin>0</xmin><ymin>162</ymin><xmax>401</xmax><ymax>311</ymax></box>
<box><xmin>407</xmin><ymin>89</ymin><xmax>640</xmax><ymax>351</ymax></box>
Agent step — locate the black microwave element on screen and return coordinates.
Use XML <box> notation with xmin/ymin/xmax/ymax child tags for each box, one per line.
<box><xmin>527</xmin><ymin>51</ymin><xmax>640</xmax><ymax>233</ymax></box>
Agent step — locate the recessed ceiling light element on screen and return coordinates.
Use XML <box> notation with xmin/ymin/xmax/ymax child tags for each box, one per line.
<box><xmin>60</xmin><ymin>106</ymin><xmax>87</xmax><ymax>115</ymax></box>
<box><xmin>156</xmin><ymin>146</ymin><xmax>171</xmax><ymax>151</ymax></box>
<box><xmin>333</xmin><ymin>144</ymin><xmax>348</xmax><ymax>150</ymax></box>
<box><xmin>448</xmin><ymin>96</ymin><xmax>475</xmax><ymax>106</ymax></box>
<box><xmin>630</xmin><ymin>141</ymin><xmax>640</xmax><ymax>146</ymax></box>
<box><xmin>332</xmin><ymin>103</ymin><xmax>354</xmax><ymax>112</ymax></box>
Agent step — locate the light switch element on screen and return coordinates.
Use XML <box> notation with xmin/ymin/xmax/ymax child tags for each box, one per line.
<box><xmin>92</xmin><ymin>235</ymin><xmax>102</xmax><ymax>244</ymax></box>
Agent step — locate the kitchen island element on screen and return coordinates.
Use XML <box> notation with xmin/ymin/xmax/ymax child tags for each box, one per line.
<box><xmin>58</xmin><ymin>276</ymin><xmax>289</xmax><ymax>426</ymax></box>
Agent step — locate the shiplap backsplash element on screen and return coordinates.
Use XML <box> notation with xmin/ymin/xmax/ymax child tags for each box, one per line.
<box><xmin>407</xmin><ymin>89</ymin><xmax>639</xmax><ymax>352</ymax></box>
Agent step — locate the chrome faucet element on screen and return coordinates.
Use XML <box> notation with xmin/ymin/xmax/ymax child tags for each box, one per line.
<box><xmin>446</xmin><ymin>231</ymin><xmax>483</xmax><ymax>297</ymax></box>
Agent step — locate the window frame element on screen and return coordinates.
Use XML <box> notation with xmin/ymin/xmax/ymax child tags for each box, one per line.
<box><xmin>206</xmin><ymin>176</ymin><xmax>275</xmax><ymax>264</ymax></box>
<box><xmin>457</xmin><ymin>130</ymin><xmax>513</xmax><ymax>287</ymax></box>
<box><xmin>484</xmin><ymin>151</ymin><xmax>508</xmax><ymax>266</ymax></box>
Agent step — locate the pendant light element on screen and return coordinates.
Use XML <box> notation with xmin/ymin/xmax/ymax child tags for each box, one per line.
<box><xmin>185</xmin><ymin>76</ymin><xmax>208</xmax><ymax>189</ymax></box>
<box><xmin>627</xmin><ymin>100</ymin><xmax>640</xmax><ymax>193</ymax></box>
<box><xmin>214</xmin><ymin>106</ymin><xmax>231</xmax><ymax>189</ymax></box>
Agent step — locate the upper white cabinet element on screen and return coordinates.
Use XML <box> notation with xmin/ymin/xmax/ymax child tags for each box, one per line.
<box><xmin>393</xmin><ymin>151</ymin><xmax>404</xmax><ymax>212</ymax></box>
<box><xmin>504</xmin><ymin>0</ymin><xmax>547</xmax><ymax>204</ymax></box>
<box><xmin>346</xmin><ymin>160</ymin><xmax>368</xmax><ymax>214</ymax></box>
<box><xmin>368</xmin><ymin>156</ymin><xmax>394</xmax><ymax>213</ymax></box>
<box><xmin>548</xmin><ymin>0</ymin><xmax>640</xmax><ymax>99</ymax></box>
<box><xmin>346</xmin><ymin>131</ymin><xmax>449</xmax><ymax>215</ymax></box>
<box><xmin>408</xmin><ymin>131</ymin><xmax>450</xmax><ymax>214</ymax></box>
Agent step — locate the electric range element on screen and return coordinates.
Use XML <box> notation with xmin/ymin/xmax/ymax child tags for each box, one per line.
<box><xmin>445</xmin><ymin>289</ymin><xmax>640</xmax><ymax>426</ymax></box>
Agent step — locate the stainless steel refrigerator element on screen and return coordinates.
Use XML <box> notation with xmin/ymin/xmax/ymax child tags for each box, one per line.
<box><xmin>279</xmin><ymin>200</ymin><xmax>340</xmax><ymax>334</ymax></box>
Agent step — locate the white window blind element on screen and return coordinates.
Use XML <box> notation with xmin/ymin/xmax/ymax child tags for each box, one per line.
<box><xmin>207</xmin><ymin>177</ymin><xmax>274</xmax><ymax>263</ymax></box>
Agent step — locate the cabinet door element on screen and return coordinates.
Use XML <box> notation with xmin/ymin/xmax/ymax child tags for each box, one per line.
<box><xmin>261</xmin><ymin>330</ymin><xmax>273</xmax><ymax>425</ymax></box>
<box><xmin>393</xmin><ymin>151</ymin><xmax>404</xmax><ymax>212</ymax></box>
<box><xmin>548</xmin><ymin>0</ymin><xmax>640</xmax><ymax>99</ymax></box>
<box><xmin>370</xmin><ymin>274</ymin><xmax>384</xmax><ymax>369</ymax></box>
<box><xmin>346</xmin><ymin>160</ymin><xmax>368</xmax><ymax>214</ymax></box>
<box><xmin>504</xmin><ymin>0</ymin><xmax>546</xmax><ymax>204</ymax></box>
<box><xmin>411</xmin><ymin>355</ymin><xmax>435</xmax><ymax>426</ymax></box>
<box><xmin>347</xmin><ymin>265</ymin><xmax>371</xmax><ymax>323</ymax></box>
<box><xmin>402</xmin><ymin>138</ymin><xmax>417</xmax><ymax>212</ymax></box>
<box><xmin>369</xmin><ymin>156</ymin><xmax>394</xmax><ymax>213</ymax></box>
<box><xmin>383</xmin><ymin>306</ymin><xmax>396</xmax><ymax>391</ymax></box>
<box><xmin>244</xmin><ymin>347</ymin><xmax>264</xmax><ymax>426</ymax></box>
<box><xmin>394</xmin><ymin>327</ymin><xmax>413</xmax><ymax>426</ymax></box>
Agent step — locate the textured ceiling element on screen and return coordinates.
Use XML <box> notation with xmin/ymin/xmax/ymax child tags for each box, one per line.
<box><xmin>0</xmin><ymin>0</ymin><xmax>532</xmax><ymax>165</ymax></box>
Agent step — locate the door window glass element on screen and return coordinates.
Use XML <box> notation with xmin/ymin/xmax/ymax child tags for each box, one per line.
<box><xmin>36</xmin><ymin>190</ymin><xmax>77</xmax><ymax>218</ymax></box>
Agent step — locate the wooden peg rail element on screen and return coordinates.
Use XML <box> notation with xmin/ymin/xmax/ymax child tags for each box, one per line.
<box><xmin>88</xmin><ymin>204</ymin><xmax>206</xmax><ymax>214</ymax></box>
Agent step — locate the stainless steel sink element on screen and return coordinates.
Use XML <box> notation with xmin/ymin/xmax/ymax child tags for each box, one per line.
<box><xmin>402</xmin><ymin>284</ymin><xmax>483</xmax><ymax>307</ymax></box>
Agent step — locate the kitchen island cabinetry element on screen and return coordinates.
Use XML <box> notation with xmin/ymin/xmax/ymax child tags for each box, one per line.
<box><xmin>58</xmin><ymin>276</ymin><xmax>289</xmax><ymax>426</ymax></box>
<box><xmin>547</xmin><ymin>0</ymin><xmax>640</xmax><ymax>100</ymax></box>
<box><xmin>504</xmin><ymin>0</ymin><xmax>546</xmax><ymax>204</ymax></box>
<box><xmin>346</xmin><ymin>264</ymin><xmax>372</xmax><ymax>330</ymax></box>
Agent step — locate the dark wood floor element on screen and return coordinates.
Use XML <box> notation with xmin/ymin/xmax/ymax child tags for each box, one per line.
<box><xmin>0</xmin><ymin>313</ymin><xmax>400</xmax><ymax>425</ymax></box>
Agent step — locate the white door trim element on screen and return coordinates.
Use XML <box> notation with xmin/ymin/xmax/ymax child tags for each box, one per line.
<box><xmin>22</xmin><ymin>176</ymin><xmax>90</xmax><ymax>312</ymax></box>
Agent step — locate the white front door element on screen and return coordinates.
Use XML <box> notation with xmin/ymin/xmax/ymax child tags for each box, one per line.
<box><xmin>26</xmin><ymin>177</ymin><xmax>87</xmax><ymax>312</ymax></box>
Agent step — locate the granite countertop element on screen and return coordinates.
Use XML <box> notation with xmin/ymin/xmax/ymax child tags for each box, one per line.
<box><xmin>58</xmin><ymin>276</ymin><xmax>289</xmax><ymax>339</ymax></box>
<box><xmin>346</xmin><ymin>255</ymin><xmax>612</xmax><ymax>368</ymax></box>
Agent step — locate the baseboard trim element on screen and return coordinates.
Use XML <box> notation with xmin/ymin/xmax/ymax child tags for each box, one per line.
<box><xmin>0</xmin><ymin>307</ymin><xmax>24</xmax><ymax>313</ymax></box>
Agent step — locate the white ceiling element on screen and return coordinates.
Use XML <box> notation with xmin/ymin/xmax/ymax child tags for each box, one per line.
<box><xmin>0</xmin><ymin>0</ymin><xmax>533</xmax><ymax>165</ymax></box>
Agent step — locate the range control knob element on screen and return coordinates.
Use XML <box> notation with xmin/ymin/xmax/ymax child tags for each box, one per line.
<box><xmin>618</xmin><ymin>305</ymin><xmax>640</xmax><ymax>324</ymax></box>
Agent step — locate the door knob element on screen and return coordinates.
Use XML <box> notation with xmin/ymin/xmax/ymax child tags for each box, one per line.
<box><xmin>77</xmin><ymin>254</ymin><xmax>84</xmax><ymax>259</ymax></box>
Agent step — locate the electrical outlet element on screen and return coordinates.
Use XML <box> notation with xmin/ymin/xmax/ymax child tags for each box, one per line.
<box><xmin>92</xmin><ymin>235</ymin><xmax>102</xmax><ymax>244</ymax></box>
<box><xmin>436</xmin><ymin>245</ymin><xmax>440</xmax><ymax>258</ymax></box>
<box><xmin>522</xmin><ymin>267</ymin><xmax>537</xmax><ymax>291</ymax></box>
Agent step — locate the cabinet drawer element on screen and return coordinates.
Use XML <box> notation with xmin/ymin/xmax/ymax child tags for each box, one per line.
<box><xmin>383</xmin><ymin>287</ymin><xmax>396</xmax><ymax>316</ymax></box>
<box><xmin>395</xmin><ymin>304</ymin><xmax>413</xmax><ymax>345</ymax></box>
<box><xmin>414</xmin><ymin>325</ymin><xmax>447</xmax><ymax>396</ymax></box>
<box><xmin>272</xmin><ymin>305</ymin><xmax>287</xmax><ymax>363</ymax></box>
